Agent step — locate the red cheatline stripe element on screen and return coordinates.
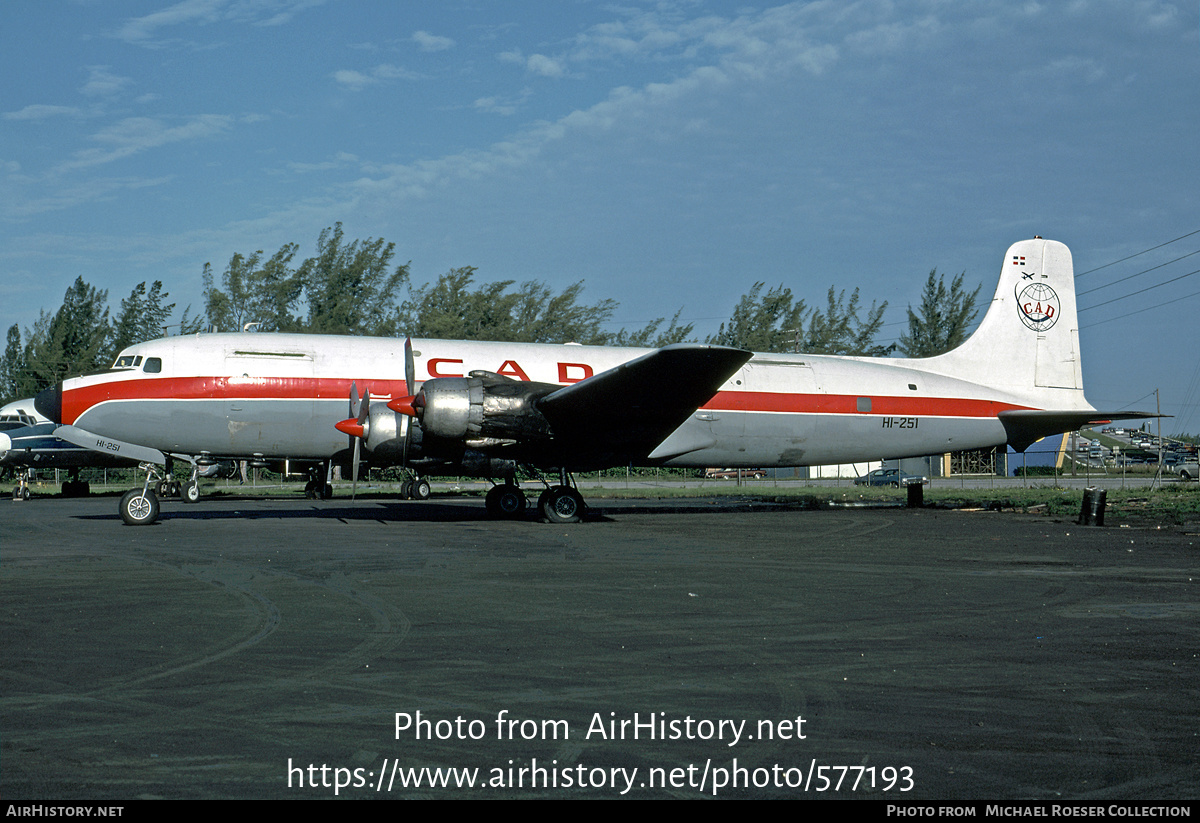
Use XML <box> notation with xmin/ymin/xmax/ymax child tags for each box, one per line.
<box><xmin>63</xmin><ymin>375</ymin><xmax>1033</xmax><ymax>425</ymax></box>
<box><xmin>62</xmin><ymin>376</ymin><xmax>407</xmax><ymax>424</ymax></box>
<box><xmin>704</xmin><ymin>391</ymin><xmax>1029</xmax><ymax>417</ymax></box>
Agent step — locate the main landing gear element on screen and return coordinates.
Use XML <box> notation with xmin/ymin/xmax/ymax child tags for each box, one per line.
<box><xmin>12</xmin><ymin>469</ymin><xmax>32</xmax><ymax>501</ymax></box>
<box><xmin>156</xmin><ymin>458</ymin><xmax>200</xmax><ymax>503</ymax></box>
<box><xmin>398</xmin><ymin>471</ymin><xmax>431</xmax><ymax>501</ymax></box>
<box><xmin>303</xmin><ymin>463</ymin><xmax>334</xmax><ymax>500</ymax></box>
<box><xmin>485</xmin><ymin>469</ymin><xmax>587</xmax><ymax>524</ymax></box>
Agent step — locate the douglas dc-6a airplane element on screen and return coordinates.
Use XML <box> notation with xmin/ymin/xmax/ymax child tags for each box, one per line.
<box><xmin>35</xmin><ymin>237</ymin><xmax>1150</xmax><ymax>525</ymax></box>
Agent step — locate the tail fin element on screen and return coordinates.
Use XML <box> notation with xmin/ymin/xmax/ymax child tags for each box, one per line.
<box><xmin>924</xmin><ymin>238</ymin><xmax>1160</xmax><ymax>450</ymax></box>
<box><xmin>925</xmin><ymin>237</ymin><xmax>1086</xmax><ymax>405</ymax></box>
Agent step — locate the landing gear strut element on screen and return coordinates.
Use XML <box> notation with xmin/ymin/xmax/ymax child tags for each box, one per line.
<box><xmin>304</xmin><ymin>462</ymin><xmax>334</xmax><ymax>499</ymax></box>
<box><xmin>156</xmin><ymin>457</ymin><xmax>200</xmax><ymax>503</ymax></box>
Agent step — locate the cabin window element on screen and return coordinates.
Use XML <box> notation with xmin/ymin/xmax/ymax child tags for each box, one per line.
<box><xmin>143</xmin><ymin>357</ymin><xmax>162</xmax><ymax>374</ymax></box>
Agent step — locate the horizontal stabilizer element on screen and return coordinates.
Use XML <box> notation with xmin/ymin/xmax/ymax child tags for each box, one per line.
<box><xmin>54</xmin><ymin>424</ymin><xmax>167</xmax><ymax>465</ymax></box>
<box><xmin>998</xmin><ymin>410</ymin><xmax>1163</xmax><ymax>453</ymax></box>
<box><xmin>538</xmin><ymin>344</ymin><xmax>752</xmax><ymax>459</ymax></box>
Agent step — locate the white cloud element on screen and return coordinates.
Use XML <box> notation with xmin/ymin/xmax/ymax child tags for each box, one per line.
<box><xmin>498</xmin><ymin>49</ymin><xmax>567</xmax><ymax>78</ymax></box>
<box><xmin>80</xmin><ymin>66</ymin><xmax>134</xmax><ymax>98</ymax></box>
<box><xmin>526</xmin><ymin>54</ymin><xmax>566</xmax><ymax>78</ymax></box>
<box><xmin>412</xmin><ymin>30</ymin><xmax>454</xmax><ymax>52</ymax></box>
<box><xmin>56</xmin><ymin>115</ymin><xmax>235</xmax><ymax>172</ymax></box>
<box><xmin>474</xmin><ymin>89</ymin><xmax>531</xmax><ymax>116</ymax></box>
<box><xmin>3</xmin><ymin>105</ymin><xmax>84</xmax><ymax>121</ymax></box>
<box><xmin>114</xmin><ymin>0</ymin><xmax>327</xmax><ymax>46</ymax></box>
<box><xmin>333</xmin><ymin>69</ymin><xmax>376</xmax><ymax>90</ymax></box>
<box><xmin>333</xmin><ymin>64</ymin><xmax>420</xmax><ymax>90</ymax></box>
<box><xmin>115</xmin><ymin>0</ymin><xmax>227</xmax><ymax>44</ymax></box>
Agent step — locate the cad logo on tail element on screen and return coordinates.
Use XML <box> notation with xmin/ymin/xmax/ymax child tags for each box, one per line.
<box><xmin>1016</xmin><ymin>281</ymin><xmax>1060</xmax><ymax>332</ymax></box>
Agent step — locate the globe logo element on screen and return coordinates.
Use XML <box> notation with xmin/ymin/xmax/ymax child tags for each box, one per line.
<box><xmin>1016</xmin><ymin>282</ymin><xmax>1060</xmax><ymax>331</ymax></box>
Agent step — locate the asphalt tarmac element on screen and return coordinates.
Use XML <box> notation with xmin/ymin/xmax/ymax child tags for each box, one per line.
<box><xmin>2</xmin><ymin>492</ymin><xmax>1197</xmax><ymax>799</ymax></box>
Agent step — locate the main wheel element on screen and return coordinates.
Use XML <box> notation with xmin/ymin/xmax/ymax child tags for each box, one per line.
<box><xmin>411</xmin><ymin>477</ymin><xmax>431</xmax><ymax>500</ymax></box>
<box><xmin>180</xmin><ymin>480</ymin><xmax>200</xmax><ymax>503</ymax></box>
<box><xmin>540</xmin><ymin>486</ymin><xmax>584</xmax><ymax>524</ymax></box>
<box><xmin>485</xmin><ymin>484</ymin><xmax>526</xmax><ymax>518</ymax></box>
<box><xmin>120</xmin><ymin>488</ymin><xmax>160</xmax><ymax>526</ymax></box>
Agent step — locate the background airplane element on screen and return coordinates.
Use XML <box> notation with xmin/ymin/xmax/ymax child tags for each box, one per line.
<box><xmin>0</xmin><ymin>398</ymin><xmax>50</xmax><ymax>432</ymax></box>
<box><xmin>38</xmin><ymin>238</ymin><xmax>1153</xmax><ymax>526</ymax></box>
<box><xmin>1</xmin><ymin>422</ymin><xmax>139</xmax><ymax>499</ymax></box>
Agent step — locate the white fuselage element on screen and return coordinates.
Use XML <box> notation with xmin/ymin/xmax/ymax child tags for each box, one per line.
<box><xmin>57</xmin><ymin>332</ymin><xmax>1039</xmax><ymax>468</ymax></box>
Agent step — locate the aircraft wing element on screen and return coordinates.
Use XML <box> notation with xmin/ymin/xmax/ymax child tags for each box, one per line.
<box><xmin>998</xmin><ymin>409</ymin><xmax>1163</xmax><ymax>452</ymax></box>
<box><xmin>535</xmin><ymin>343</ymin><xmax>752</xmax><ymax>460</ymax></box>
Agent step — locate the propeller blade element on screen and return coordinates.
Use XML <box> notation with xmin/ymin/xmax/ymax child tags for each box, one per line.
<box><xmin>351</xmin><ymin>437</ymin><xmax>360</xmax><ymax>501</ymax></box>
<box><xmin>404</xmin><ymin>337</ymin><xmax>415</xmax><ymax>398</ymax></box>
<box><xmin>348</xmin><ymin>381</ymin><xmax>359</xmax><ymax>420</ymax></box>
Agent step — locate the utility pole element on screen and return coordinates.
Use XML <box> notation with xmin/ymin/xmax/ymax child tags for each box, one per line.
<box><xmin>1155</xmin><ymin>389</ymin><xmax>1163</xmax><ymax>489</ymax></box>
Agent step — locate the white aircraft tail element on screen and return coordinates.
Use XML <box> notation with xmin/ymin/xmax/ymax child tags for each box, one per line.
<box><xmin>922</xmin><ymin>237</ymin><xmax>1088</xmax><ymax>409</ymax></box>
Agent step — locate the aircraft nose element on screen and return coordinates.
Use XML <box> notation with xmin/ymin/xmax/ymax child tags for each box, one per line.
<box><xmin>35</xmin><ymin>384</ymin><xmax>62</xmax><ymax>424</ymax></box>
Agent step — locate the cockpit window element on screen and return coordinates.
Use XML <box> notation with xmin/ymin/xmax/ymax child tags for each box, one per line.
<box><xmin>113</xmin><ymin>355</ymin><xmax>144</xmax><ymax>369</ymax></box>
<box><xmin>143</xmin><ymin>357</ymin><xmax>162</xmax><ymax>374</ymax></box>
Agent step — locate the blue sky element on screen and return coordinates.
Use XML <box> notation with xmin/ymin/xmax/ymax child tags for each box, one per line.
<box><xmin>3</xmin><ymin>1</ymin><xmax>1199</xmax><ymax>432</ymax></box>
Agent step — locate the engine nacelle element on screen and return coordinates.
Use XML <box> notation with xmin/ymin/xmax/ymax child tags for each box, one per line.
<box><xmin>359</xmin><ymin>403</ymin><xmax>411</xmax><ymax>461</ymax></box>
<box><xmin>417</xmin><ymin>372</ymin><xmax>557</xmax><ymax>447</ymax></box>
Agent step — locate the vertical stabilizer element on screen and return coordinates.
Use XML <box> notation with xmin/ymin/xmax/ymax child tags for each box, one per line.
<box><xmin>923</xmin><ymin>238</ymin><xmax>1087</xmax><ymax>407</ymax></box>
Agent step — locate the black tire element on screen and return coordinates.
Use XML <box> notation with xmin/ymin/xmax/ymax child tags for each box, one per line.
<box><xmin>180</xmin><ymin>480</ymin><xmax>200</xmax><ymax>503</ymax></box>
<box><xmin>120</xmin><ymin>488</ymin><xmax>159</xmax><ymax>526</ymax></box>
<box><xmin>485</xmin><ymin>484</ymin><xmax>526</xmax><ymax>518</ymax></box>
<box><xmin>411</xmin><ymin>477</ymin><xmax>431</xmax><ymax>500</ymax></box>
<box><xmin>540</xmin><ymin>486</ymin><xmax>584</xmax><ymax>524</ymax></box>
<box><xmin>399</xmin><ymin>478</ymin><xmax>413</xmax><ymax>499</ymax></box>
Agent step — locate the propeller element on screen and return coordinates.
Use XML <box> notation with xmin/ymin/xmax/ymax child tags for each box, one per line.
<box><xmin>334</xmin><ymin>383</ymin><xmax>370</xmax><ymax>500</ymax></box>
<box><xmin>385</xmin><ymin>336</ymin><xmax>423</xmax><ymax>475</ymax></box>
<box><xmin>388</xmin><ymin>338</ymin><xmax>421</xmax><ymax>421</ymax></box>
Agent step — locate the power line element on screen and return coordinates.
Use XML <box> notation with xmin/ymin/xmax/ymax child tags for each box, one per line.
<box><xmin>1077</xmin><ymin>247</ymin><xmax>1200</xmax><ymax>297</ymax></box>
<box><xmin>1080</xmin><ymin>285</ymin><xmax>1200</xmax><ymax>327</ymax></box>
<box><xmin>1078</xmin><ymin>266</ymin><xmax>1200</xmax><ymax>313</ymax></box>
<box><xmin>1076</xmin><ymin>227</ymin><xmax>1200</xmax><ymax>277</ymax></box>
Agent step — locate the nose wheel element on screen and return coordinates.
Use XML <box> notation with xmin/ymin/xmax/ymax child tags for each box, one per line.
<box><xmin>119</xmin><ymin>462</ymin><xmax>165</xmax><ymax>525</ymax></box>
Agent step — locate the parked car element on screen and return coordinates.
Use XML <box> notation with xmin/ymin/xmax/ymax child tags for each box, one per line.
<box><xmin>853</xmin><ymin>468</ymin><xmax>929</xmax><ymax>487</ymax></box>
<box><xmin>1177</xmin><ymin>461</ymin><xmax>1199</xmax><ymax>482</ymax></box>
<box><xmin>705</xmin><ymin>467</ymin><xmax>767</xmax><ymax>480</ymax></box>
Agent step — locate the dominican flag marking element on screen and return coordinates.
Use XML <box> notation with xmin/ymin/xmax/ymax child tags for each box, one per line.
<box><xmin>1012</xmin><ymin>255</ymin><xmax>1026</xmax><ymax>266</ymax></box>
